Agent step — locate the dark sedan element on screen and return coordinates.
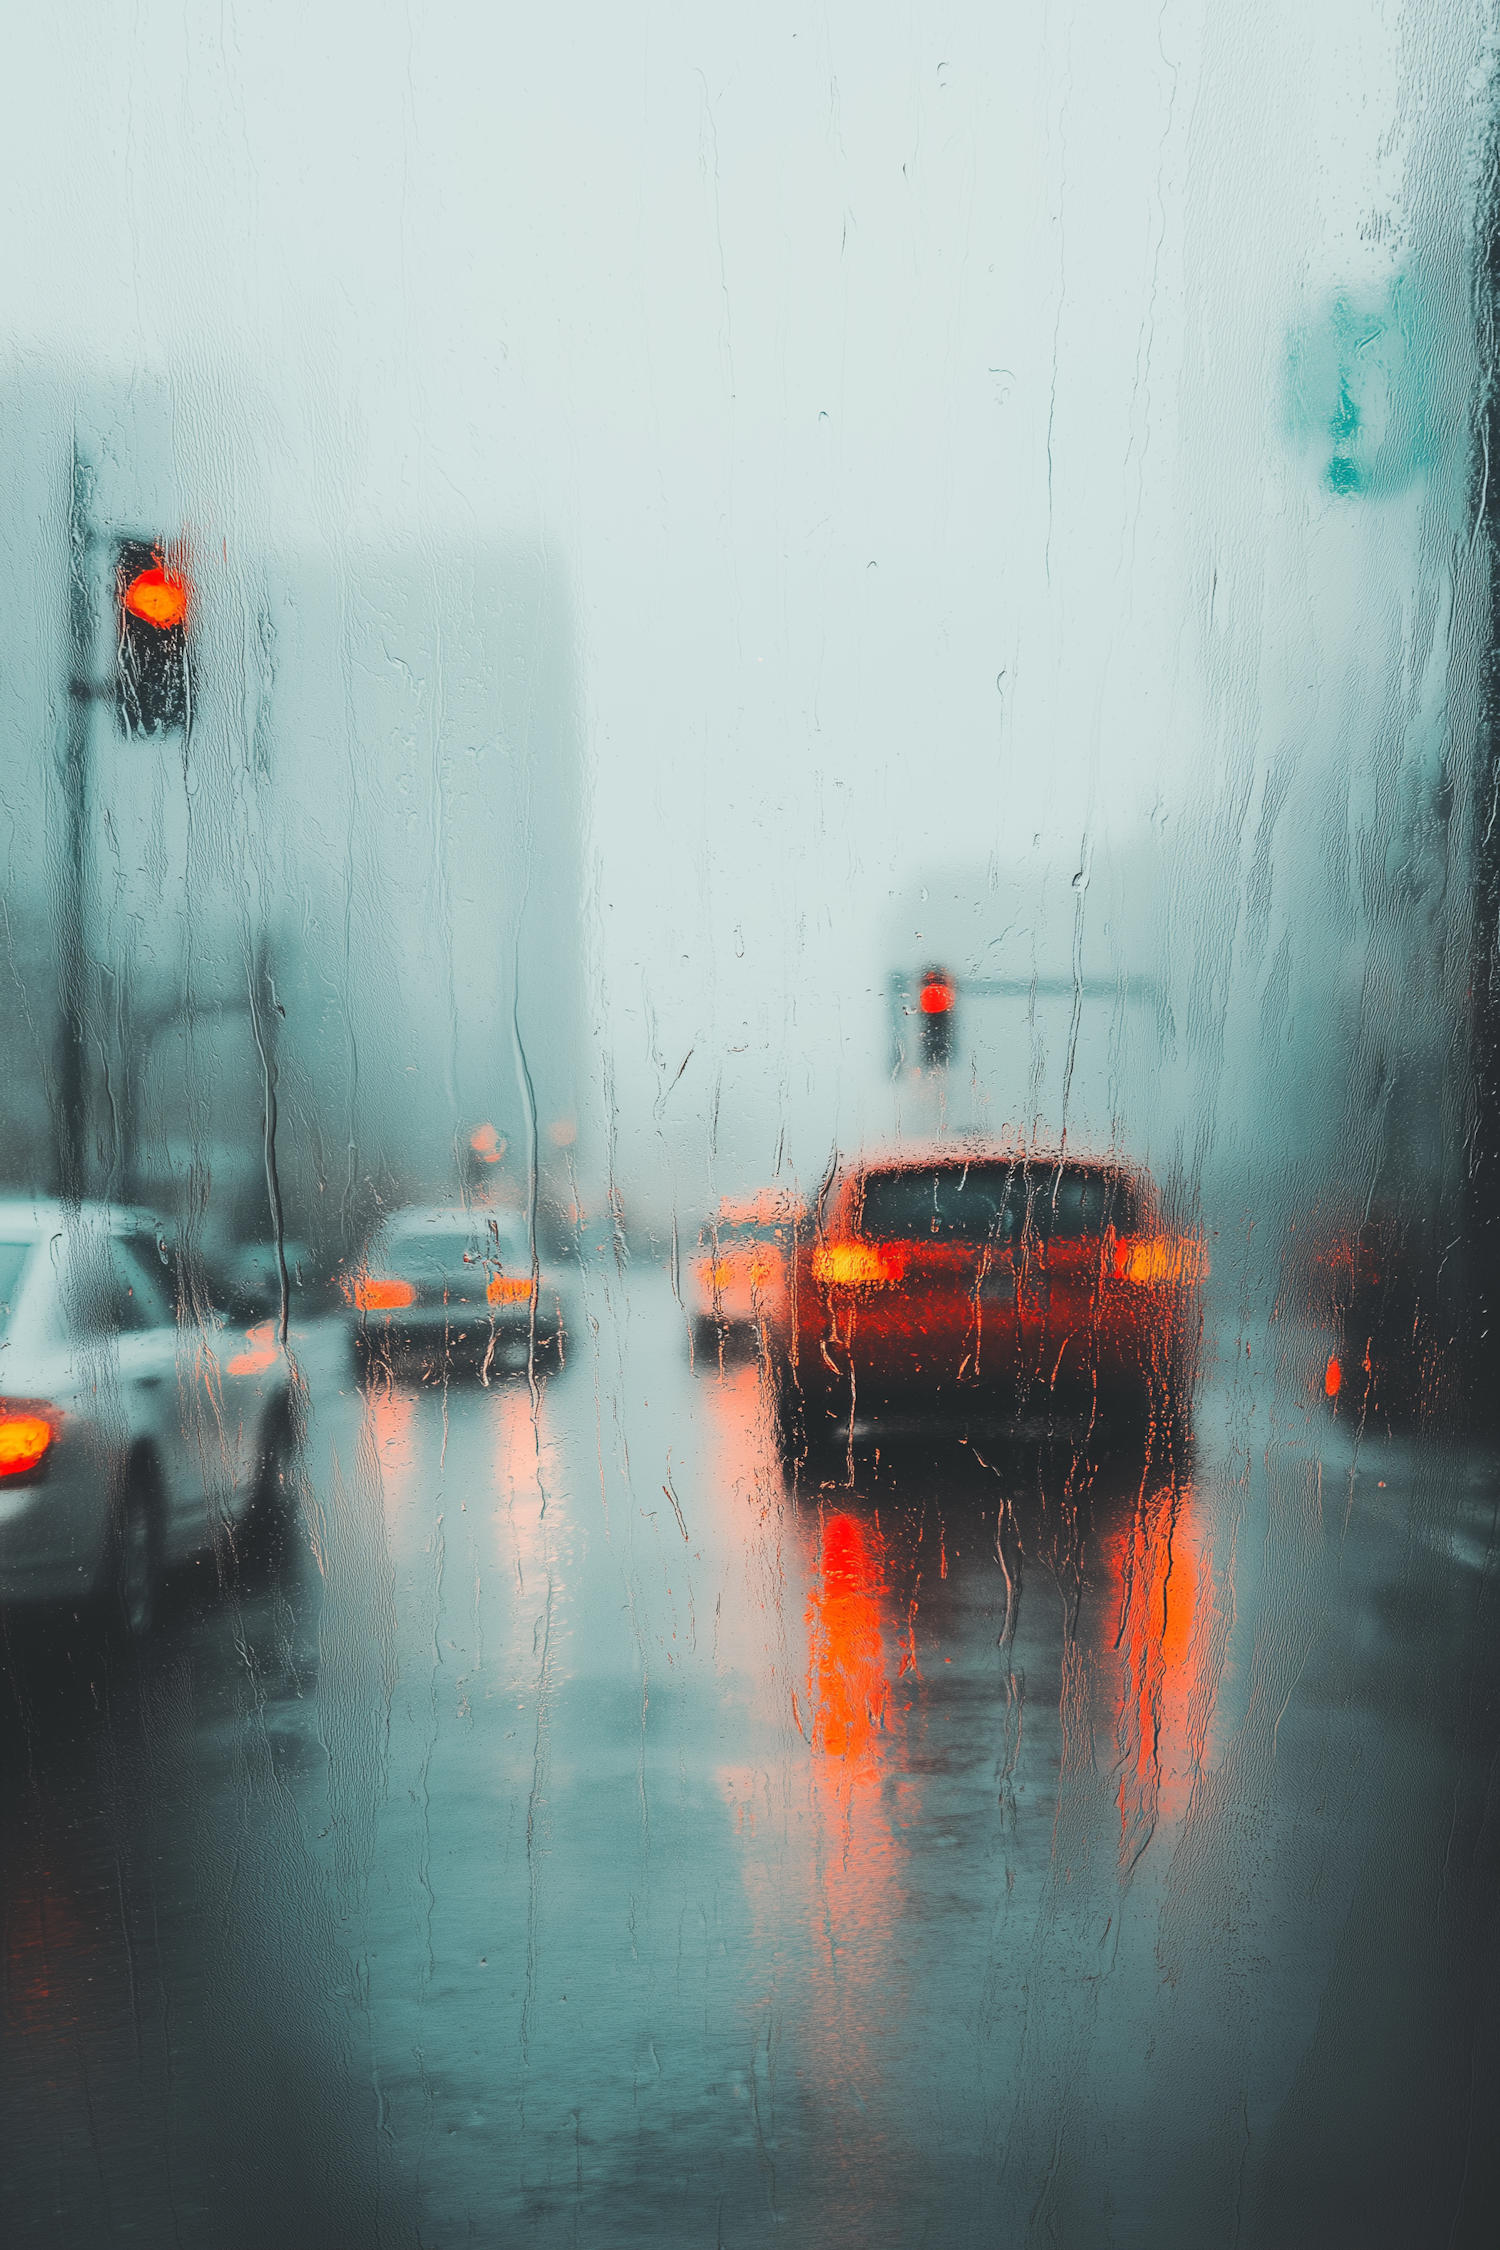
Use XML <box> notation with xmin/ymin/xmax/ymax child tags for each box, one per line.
<box><xmin>348</xmin><ymin>1204</ymin><xmax>568</xmax><ymax>1382</ymax></box>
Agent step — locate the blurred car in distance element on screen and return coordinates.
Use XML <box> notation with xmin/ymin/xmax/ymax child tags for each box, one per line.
<box><xmin>691</xmin><ymin>1191</ymin><xmax>801</xmax><ymax>1357</ymax></box>
<box><xmin>347</xmin><ymin>1203</ymin><xmax>566</xmax><ymax>1382</ymax></box>
<box><xmin>1307</xmin><ymin>1204</ymin><xmax>1436</xmax><ymax>1431</ymax></box>
<box><xmin>767</xmin><ymin>1146</ymin><xmax>1204</xmax><ymax>1456</ymax></box>
<box><xmin>0</xmin><ymin>1200</ymin><xmax>294</xmax><ymax>1640</ymax></box>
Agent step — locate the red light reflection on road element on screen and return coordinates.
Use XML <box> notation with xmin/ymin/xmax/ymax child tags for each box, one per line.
<box><xmin>1105</xmin><ymin>1478</ymin><xmax>1209</xmax><ymax>1868</ymax></box>
<box><xmin>365</xmin><ymin>1383</ymin><xmax>418</xmax><ymax>1494</ymax></box>
<box><xmin>700</xmin><ymin>1370</ymin><xmax>908</xmax><ymax>2190</ymax></box>
<box><xmin>3</xmin><ymin>1852</ymin><xmax>96</xmax><ymax>2033</ymax></box>
<box><xmin>488</xmin><ymin>1378</ymin><xmax>557</xmax><ymax>1510</ymax></box>
<box><xmin>793</xmin><ymin>1502</ymin><xmax>907</xmax><ymax>2187</ymax></box>
<box><xmin>802</xmin><ymin>1512</ymin><xmax>889</xmax><ymax>1768</ymax></box>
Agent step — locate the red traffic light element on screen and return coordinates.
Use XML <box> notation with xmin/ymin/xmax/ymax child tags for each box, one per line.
<box><xmin>116</xmin><ymin>539</ymin><xmax>190</xmax><ymax>736</ymax></box>
<box><xmin>121</xmin><ymin>564</ymin><xmax>189</xmax><ymax>631</ymax></box>
<box><xmin>916</xmin><ymin>966</ymin><xmax>956</xmax><ymax>1068</ymax></box>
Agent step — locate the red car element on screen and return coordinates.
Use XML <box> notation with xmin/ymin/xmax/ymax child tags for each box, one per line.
<box><xmin>767</xmin><ymin>1147</ymin><xmax>1204</xmax><ymax>1453</ymax></box>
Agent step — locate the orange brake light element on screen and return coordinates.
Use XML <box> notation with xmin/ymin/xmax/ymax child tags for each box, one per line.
<box><xmin>0</xmin><ymin>1413</ymin><xmax>53</xmax><ymax>1477</ymax></box>
<box><xmin>1325</xmin><ymin>1356</ymin><xmax>1342</xmax><ymax>1398</ymax></box>
<box><xmin>1112</xmin><ymin>1236</ymin><xmax>1207</xmax><ymax>1285</ymax></box>
<box><xmin>813</xmin><ymin>1242</ymin><xmax>906</xmax><ymax>1288</ymax></box>
<box><xmin>354</xmin><ymin>1277</ymin><xmax>416</xmax><ymax>1311</ymax></box>
<box><xmin>487</xmin><ymin>1275</ymin><xmax>531</xmax><ymax>1305</ymax></box>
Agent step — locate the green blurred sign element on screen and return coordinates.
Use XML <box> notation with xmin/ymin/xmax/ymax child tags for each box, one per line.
<box><xmin>1286</xmin><ymin>278</ymin><xmax>1438</xmax><ymax>499</ymax></box>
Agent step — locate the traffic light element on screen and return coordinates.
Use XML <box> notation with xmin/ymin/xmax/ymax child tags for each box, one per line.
<box><xmin>116</xmin><ymin>539</ymin><xmax>190</xmax><ymax>736</ymax></box>
<box><xmin>918</xmin><ymin>966</ymin><xmax>957</xmax><ymax>1067</ymax></box>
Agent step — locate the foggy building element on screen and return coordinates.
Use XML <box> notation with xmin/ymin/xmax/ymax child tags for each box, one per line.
<box><xmin>0</xmin><ymin>366</ymin><xmax>587</xmax><ymax>1266</ymax></box>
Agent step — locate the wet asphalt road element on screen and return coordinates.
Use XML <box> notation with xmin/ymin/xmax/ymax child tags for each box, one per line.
<box><xmin>3</xmin><ymin>1269</ymin><xmax>1500</xmax><ymax>2248</ymax></box>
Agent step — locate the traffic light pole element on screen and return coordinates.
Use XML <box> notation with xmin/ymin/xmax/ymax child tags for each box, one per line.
<box><xmin>52</xmin><ymin>466</ymin><xmax>199</xmax><ymax>1203</ymax></box>
<box><xmin>54</xmin><ymin>441</ymin><xmax>95</xmax><ymax>1201</ymax></box>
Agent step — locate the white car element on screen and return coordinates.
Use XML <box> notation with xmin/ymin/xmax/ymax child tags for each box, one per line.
<box><xmin>0</xmin><ymin>1200</ymin><xmax>294</xmax><ymax>1639</ymax></box>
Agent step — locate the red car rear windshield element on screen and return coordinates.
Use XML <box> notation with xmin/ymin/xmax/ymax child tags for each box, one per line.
<box><xmin>857</xmin><ymin>1164</ymin><xmax>1136</xmax><ymax>1244</ymax></box>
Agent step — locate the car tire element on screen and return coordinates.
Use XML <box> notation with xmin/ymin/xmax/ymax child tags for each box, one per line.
<box><xmin>765</xmin><ymin>1348</ymin><xmax>804</xmax><ymax>1464</ymax></box>
<box><xmin>528</xmin><ymin>1327</ymin><xmax>565</xmax><ymax>1376</ymax></box>
<box><xmin>352</xmin><ymin>1327</ymin><xmax>397</xmax><ymax>1390</ymax></box>
<box><xmin>108</xmin><ymin>1449</ymin><xmax>163</xmax><ymax>1643</ymax></box>
<box><xmin>245</xmin><ymin>1391</ymin><xmax>297</xmax><ymax>1559</ymax></box>
<box><xmin>767</xmin><ymin>1349</ymin><xmax>849</xmax><ymax>1471</ymax></box>
<box><xmin>1100</xmin><ymin>1368</ymin><xmax>1192</xmax><ymax>1468</ymax></box>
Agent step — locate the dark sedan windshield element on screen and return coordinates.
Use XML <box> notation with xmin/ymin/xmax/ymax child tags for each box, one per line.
<box><xmin>384</xmin><ymin>1232</ymin><xmax>527</xmax><ymax>1276</ymax></box>
<box><xmin>857</xmin><ymin>1164</ymin><xmax>1135</xmax><ymax>1243</ymax></box>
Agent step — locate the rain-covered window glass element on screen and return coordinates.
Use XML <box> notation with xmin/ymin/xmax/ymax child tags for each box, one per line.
<box><xmin>4</xmin><ymin>8</ymin><xmax>1500</xmax><ymax>2247</ymax></box>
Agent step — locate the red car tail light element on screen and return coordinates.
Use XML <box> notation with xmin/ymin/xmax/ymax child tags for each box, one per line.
<box><xmin>0</xmin><ymin>1411</ymin><xmax>54</xmax><ymax>1478</ymax></box>
<box><xmin>227</xmin><ymin>1322</ymin><xmax>279</xmax><ymax>1376</ymax></box>
<box><xmin>813</xmin><ymin>1242</ymin><xmax>906</xmax><ymax>1288</ymax></box>
<box><xmin>1111</xmin><ymin>1235</ymin><xmax>1208</xmax><ymax>1285</ymax></box>
<box><xmin>486</xmin><ymin>1275</ymin><xmax>531</xmax><ymax>1305</ymax></box>
<box><xmin>353</xmin><ymin>1277</ymin><xmax>417</xmax><ymax>1311</ymax></box>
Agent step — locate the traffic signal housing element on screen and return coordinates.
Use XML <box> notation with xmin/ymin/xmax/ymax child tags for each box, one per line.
<box><xmin>116</xmin><ymin>539</ymin><xmax>190</xmax><ymax>736</ymax></box>
<box><xmin>918</xmin><ymin>966</ymin><xmax>957</xmax><ymax>1068</ymax></box>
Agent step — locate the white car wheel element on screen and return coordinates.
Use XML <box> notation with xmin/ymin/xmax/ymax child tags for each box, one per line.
<box><xmin>114</xmin><ymin>1453</ymin><xmax>162</xmax><ymax>1641</ymax></box>
<box><xmin>246</xmin><ymin>1393</ymin><xmax>296</xmax><ymax>1556</ymax></box>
